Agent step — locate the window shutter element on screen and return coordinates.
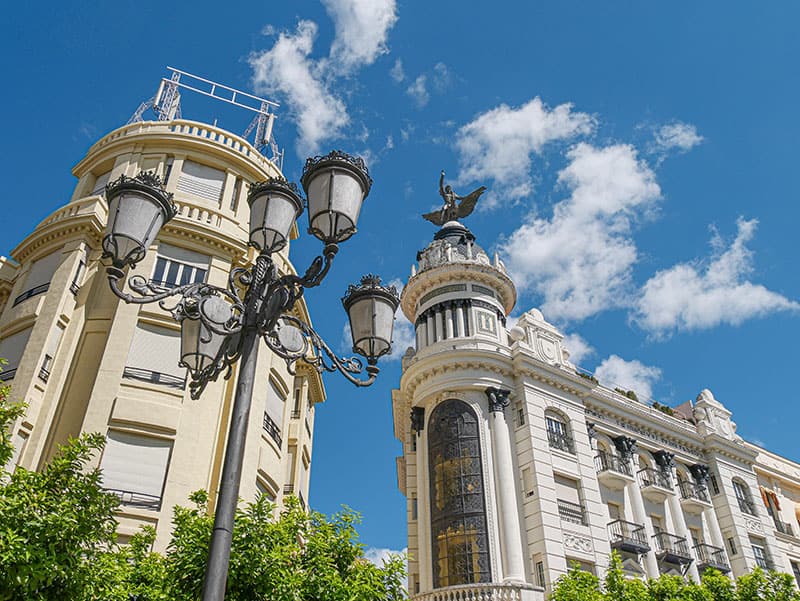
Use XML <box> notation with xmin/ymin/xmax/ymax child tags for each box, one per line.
<box><xmin>554</xmin><ymin>474</ymin><xmax>580</xmax><ymax>504</ymax></box>
<box><xmin>265</xmin><ymin>379</ymin><xmax>285</xmax><ymax>427</ymax></box>
<box><xmin>127</xmin><ymin>323</ymin><xmax>183</xmax><ymax>378</ymax></box>
<box><xmin>0</xmin><ymin>327</ymin><xmax>33</xmax><ymax>371</ymax></box>
<box><xmin>24</xmin><ymin>249</ymin><xmax>64</xmax><ymax>291</ymax></box>
<box><xmin>91</xmin><ymin>171</ymin><xmax>111</xmax><ymax>196</ymax></box>
<box><xmin>100</xmin><ymin>431</ymin><xmax>172</xmax><ymax>498</ymax></box>
<box><xmin>155</xmin><ymin>243</ymin><xmax>210</xmax><ymax>270</ymax></box>
<box><xmin>176</xmin><ymin>160</ymin><xmax>225</xmax><ymax>202</ymax></box>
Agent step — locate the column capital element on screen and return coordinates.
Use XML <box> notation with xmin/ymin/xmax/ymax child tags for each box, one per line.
<box><xmin>485</xmin><ymin>387</ymin><xmax>511</xmax><ymax>413</ymax></box>
<box><xmin>612</xmin><ymin>435</ymin><xmax>637</xmax><ymax>460</ymax></box>
<box><xmin>410</xmin><ymin>407</ymin><xmax>425</xmax><ymax>436</ymax></box>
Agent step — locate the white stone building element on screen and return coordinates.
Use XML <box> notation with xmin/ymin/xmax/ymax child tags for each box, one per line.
<box><xmin>392</xmin><ymin>221</ymin><xmax>800</xmax><ymax>600</ymax></box>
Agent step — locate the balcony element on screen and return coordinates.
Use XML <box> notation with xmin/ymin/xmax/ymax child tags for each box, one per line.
<box><xmin>608</xmin><ymin>519</ymin><xmax>650</xmax><ymax>555</ymax></box>
<box><xmin>12</xmin><ymin>283</ymin><xmax>50</xmax><ymax>307</ymax></box>
<box><xmin>637</xmin><ymin>468</ymin><xmax>673</xmax><ymax>503</ymax></box>
<box><xmin>291</xmin><ymin>409</ymin><xmax>301</xmax><ymax>419</ymax></box>
<box><xmin>652</xmin><ymin>531</ymin><xmax>692</xmax><ymax>565</ymax></box>
<box><xmin>0</xmin><ymin>368</ymin><xmax>17</xmax><ymax>382</ymax></box>
<box><xmin>104</xmin><ymin>488</ymin><xmax>162</xmax><ymax>511</ymax></box>
<box><xmin>547</xmin><ymin>430</ymin><xmax>575</xmax><ymax>454</ymax></box>
<box><xmin>678</xmin><ymin>480</ymin><xmax>711</xmax><ymax>514</ymax></box>
<box><xmin>694</xmin><ymin>543</ymin><xmax>730</xmax><ymax>574</ymax></box>
<box><xmin>38</xmin><ymin>366</ymin><xmax>50</xmax><ymax>383</ymax></box>
<box><xmin>595</xmin><ymin>451</ymin><xmax>634</xmax><ymax>490</ymax></box>
<box><xmin>557</xmin><ymin>498</ymin><xmax>587</xmax><ymax>526</ymax></box>
<box><xmin>775</xmin><ymin>519</ymin><xmax>795</xmax><ymax>537</ymax></box>
<box><xmin>411</xmin><ymin>582</ymin><xmax>544</xmax><ymax>601</ymax></box>
<box><xmin>737</xmin><ymin>496</ymin><xmax>757</xmax><ymax>516</ymax></box>
<box><xmin>263</xmin><ymin>413</ymin><xmax>282</xmax><ymax>446</ymax></box>
<box><xmin>122</xmin><ymin>366</ymin><xmax>186</xmax><ymax>390</ymax></box>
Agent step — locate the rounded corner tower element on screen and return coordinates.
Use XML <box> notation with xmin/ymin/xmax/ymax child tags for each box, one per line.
<box><xmin>394</xmin><ymin>217</ymin><xmax>544</xmax><ymax>600</ymax></box>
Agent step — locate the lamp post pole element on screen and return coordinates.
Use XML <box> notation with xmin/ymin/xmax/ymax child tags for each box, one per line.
<box><xmin>100</xmin><ymin>151</ymin><xmax>400</xmax><ymax>601</ymax></box>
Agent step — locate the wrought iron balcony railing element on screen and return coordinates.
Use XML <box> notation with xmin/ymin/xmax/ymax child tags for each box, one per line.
<box><xmin>595</xmin><ymin>451</ymin><xmax>632</xmax><ymax>476</ymax></box>
<box><xmin>737</xmin><ymin>496</ymin><xmax>757</xmax><ymax>516</ymax></box>
<box><xmin>0</xmin><ymin>368</ymin><xmax>17</xmax><ymax>382</ymax></box>
<box><xmin>775</xmin><ymin>519</ymin><xmax>795</xmax><ymax>537</ymax></box>
<box><xmin>104</xmin><ymin>487</ymin><xmax>162</xmax><ymax>510</ymax></box>
<box><xmin>652</xmin><ymin>531</ymin><xmax>692</xmax><ymax>564</ymax></box>
<box><xmin>678</xmin><ymin>479</ymin><xmax>710</xmax><ymax>502</ymax></box>
<box><xmin>637</xmin><ymin>467</ymin><xmax>672</xmax><ymax>490</ymax></box>
<box><xmin>291</xmin><ymin>409</ymin><xmax>301</xmax><ymax>419</ymax></box>
<box><xmin>608</xmin><ymin>519</ymin><xmax>650</xmax><ymax>554</ymax></box>
<box><xmin>557</xmin><ymin>498</ymin><xmax>587</xmax><ymax>525</ymax></box>
<box><xmin>38</xmin><ymin>367</ymin><xmax>50</xmax><ymax>383</ymax></box>
<box><xmin>123</xmin><ymin>366</ymin><xmax>186</xmax><ymax>390</ymax></box>
<box><xmin>547</xmin><ymin>430</ymin><xmax>575</xmax><ymax>454</ymax></box>
<box><xmin>263</xmin><ymin>413</ymin><xmax>282</xmax><ymax>446</ymax></box>
<box><xmin>694</xmin><ymin>543</ymin><xmax>730</xmax><ymax>574</ymax></box>
<box><xmin>13</xmin><ymin>283</ymin><xmax>50</xmax><ymax>307</ymax></box>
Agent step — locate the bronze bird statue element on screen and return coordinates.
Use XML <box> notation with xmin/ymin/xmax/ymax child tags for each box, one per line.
<box><xmin>422</xmin><ymin>170</ymin><xmax>487</xmax><ymax>226</ymax></box>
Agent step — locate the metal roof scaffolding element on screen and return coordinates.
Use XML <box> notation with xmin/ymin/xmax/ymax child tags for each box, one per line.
<box><xmin>128</xmin><ymin>67</ymin><xmax>283</xmax><ymax>169</ymax></box>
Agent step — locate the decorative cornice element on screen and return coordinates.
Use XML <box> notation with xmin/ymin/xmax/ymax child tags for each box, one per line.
<box><xmin>12</xmin><ymin>217</ymin><xmax>104</xmax><ymax>265</ymax></box>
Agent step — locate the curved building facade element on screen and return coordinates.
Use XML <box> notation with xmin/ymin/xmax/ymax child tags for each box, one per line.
<box><xmin>0</xmin><ymin>119</ymin><xmax>324</xmax><ymax>549</ymax></box>
<box><xmin>394</xmin><ymin>219</ymin><xmax>800</xmax><ymax>599</ymax></box>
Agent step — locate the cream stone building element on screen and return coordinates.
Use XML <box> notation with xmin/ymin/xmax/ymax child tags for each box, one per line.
<box><xmin>0</xmin><ymin>117</ymin><xmax>322</xmax><ymax>550</ymax></box>
<box><xmin>392</xmin><ymin>221</ymin><xmax>800</xmax><ymax>600</ymax></box>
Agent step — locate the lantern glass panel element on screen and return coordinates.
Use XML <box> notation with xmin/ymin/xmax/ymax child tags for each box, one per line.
<box><xmin>347</xmin><ymin>294</ymin><xmax>395</xmax><ymax>359</ymax></box>
<box><xmin>307</xmin><ymin>169</ymin><xmax>365</xmax><ymax>243</ymax></box>
<box><xmin>248</xmin><ymin>189</ymin><xmax>302</xmax><ymax>253</ymax></box>
<box><xmin>105</xmin><ymin>191</ymin><xmax>167</xmax><ymax>265</ymax></box>
<box><xmin>180</xmin><ymin>295</ymin><xmax>232</xmax><ymax>375</ymax></box>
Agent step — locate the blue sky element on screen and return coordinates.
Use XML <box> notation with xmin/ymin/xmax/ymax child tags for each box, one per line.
<box><xmin>3</xmin><ymin>2</ymin><xmax>800</xmax><ymax>558</ymax></box>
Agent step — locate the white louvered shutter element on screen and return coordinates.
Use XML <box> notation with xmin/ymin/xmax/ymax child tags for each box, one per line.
<box><xmin>554</xmin><ymin>474</ymin><xmax>581</xmax><ymax>504</ymax></box>
<box><xmin>100</xmin><ymin>431</ymin><xmax>172</xmax><ymax>498</ymax></box>
<box><xmin>91</xmin><ymin>171</ymin><xmax>111</xmax><ymax>196</ymax></box>
<box><xmin>176</xmin><ymin>160</ymin><xmax>225</xmax><ymax>202</ymax></box>
<box><xmin>0</xmin><ymin>327</ymin><xmax>33</xmax><ymax>371</ymax></box>
<box><xmin>127</xmin><ymin>323</ymin><xmax>184</xmax><ymax>378</ymax></box>
<box><xmin>265</xmin><ymin>380</ymin><xmax>285</xmax><ymax>426</ymax></box>
<box><xmin>24</xmin><ymin>249</ymin><xmax>63</xmax><ymax>291</ymax></box>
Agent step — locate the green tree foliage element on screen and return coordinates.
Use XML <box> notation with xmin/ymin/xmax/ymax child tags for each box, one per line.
<box><xmin>550</xmin><ymin>552</ymin><xmax>800</xmax><ymax>601</ymax></box>
<box><xmin>0</xmin><ymin>385</ymin><xmax>405</xmax><ymax>601</ymax></box>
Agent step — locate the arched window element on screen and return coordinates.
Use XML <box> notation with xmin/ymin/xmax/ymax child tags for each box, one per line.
<box><xmin>428</xmin><ymin>399</ymin><xmax>491</xmax><ymax>588</ymax></box>
<box><xmin>545</xmin><ymin>409</ymin><xmax>575</xmax><ymax>454</ymax></box>
<box><xmin>732</xmin><ymin>478</ymin><xmax>757</xmax><ymax>515</ymax></box>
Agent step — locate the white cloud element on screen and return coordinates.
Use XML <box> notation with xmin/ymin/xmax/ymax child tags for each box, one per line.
<box><xmin>390</xmin><ymin>58</ymin><xmax>405</xmax><ymax>83</ymax></box>
<box><xmin>654</xmin><ymin>121</ymin><xmax>703</xmax><ymax>153</ymax></box>
<box><xmin>562</xmin><ymin>333</ymin><xmax>594</xmax><ymax>365</ymax></box>
<box><xmin>431</xmin><ymin>62</ymin><xmax>451</xmax><ymax>92</ymax></box>
<box><xmin>322</xmin><ymin>0</ymin><xmax>398</xmax><ymax>75</ymax></box>
<box><xmin>634</xmin><ymin>218</ymin><xmax>799</xmax><ymax>336</ymax></box>
<box><xmin>406</xmin><ymin>75</ymin><xmax>429</xmax><ymax>107</ymax></box>
<box><xmin>455</xmin><ymin>97</ymin><xmax>595</xmax><ymax>205</ymax></box>
<box><xmin>249</xmin><ymin>20</ymin><xmax>349</xmax><ymax>156</ymax></box>
<box><xmin>364</xmin><ymin>547</ymin><xmax>408</xmax><ymax>590</ymax></box>
<box><xmin>500</xmin><ymin>143</ymin><xmax>661</xmax><ymax>322</ymax></box>
<box><xmin>594</xmin><ymin>354</ymin><xmax>662</xmax><ymax>400</ymax></box>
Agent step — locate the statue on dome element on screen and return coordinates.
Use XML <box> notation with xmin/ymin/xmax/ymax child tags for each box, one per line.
<box><xmin>422</xmin><ymin>170</ymin><xmax>487</xmax><ymax>226</ymax></box>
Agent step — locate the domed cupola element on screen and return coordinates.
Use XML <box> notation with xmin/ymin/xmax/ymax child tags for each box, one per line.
<box><xmin>401</xmin><ymin>218</ymin><xmax>516</xmax><ymax>352</ymax></box>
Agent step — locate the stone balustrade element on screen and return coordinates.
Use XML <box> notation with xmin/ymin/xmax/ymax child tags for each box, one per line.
<box><xmin>412</xmin><ymin>583</ymin><xmax>543</xmax><ymax>601</ymax></box>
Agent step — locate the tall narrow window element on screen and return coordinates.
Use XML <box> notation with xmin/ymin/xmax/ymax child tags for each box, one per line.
<box><xmin>125</xmin><ymin>323</ymin><xmax>185</xmax><ymax>389</ymax></box>
<box><xmin>428</xmin><ymin>399</ymin><xmax>491</xmax><ymax>588</ymax></box>
<box><xmin>230</xmin><ymin>177</ymin><xmax>242</xmax><ymax>212</ymax></box>
<box><xmin>14</xmin><ymin>249</ymin><xmax>63</xmax><ymax>306</ymax></box>
<box><xmin>100</xmin><ymin>430</ymin><xmax>172</xmax><ymax>510</ymax></box>
<box><xmin>91</xmin><ymin>171</ymin><xmax>111</xmax><ymax>196</ymax></box>
<box><xmin>263</xmin><ymin>378</ymin><xmax>285</xmax><ymax>446</ymax></box>
<box><xmin>733</xmin><ymin>479</ymin><xmax>757</xmax><ymax>515</ymax></box>
<box><xmin>545</xmin><ymin>412</ymin><xmax>574</xmax><ymax>454</ymax></box>
<box><xmin>151</xmin><ymin>243</ymin><xmax>209</xmax><ymax>288</ymax></box>
<box><xmin>0</xmin><ymin>327</ymin><xmax>33</xmax><ymax>381</ymax></box>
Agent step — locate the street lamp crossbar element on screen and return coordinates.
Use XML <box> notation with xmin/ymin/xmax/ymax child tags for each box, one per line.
<box><xmin>99</xmin><ymin>153</ymin><xmax>399</xmax><ymax>601</ymax></box>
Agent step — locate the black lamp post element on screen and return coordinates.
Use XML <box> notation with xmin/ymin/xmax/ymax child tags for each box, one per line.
<box><xmin>101</xmin><ymin>152</ymin><xmax>399</xmax><ymax>601</ymax></box>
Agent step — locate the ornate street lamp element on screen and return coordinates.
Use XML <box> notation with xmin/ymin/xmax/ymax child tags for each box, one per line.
<box><xmin>100</xmin><ymin>153</ymin><xmax>399</xmax><ymax>601</ymax></box>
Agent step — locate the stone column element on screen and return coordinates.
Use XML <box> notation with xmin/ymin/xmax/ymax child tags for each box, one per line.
<box><xmin>667</xmin><ymin>489</ymin><xmax>700</xmax><ymax>581</ymax></box>
<box><xmin>703</xmin><ymin>506</ymin><xmax>726</xmax><ymax>552</ymax></box>
<box><xmin>485</xmin><ymin>387</ymin><xmax>525</xmax><ymax>582</ymax></box>
<box><xmin>445</xmin><ymin>307</ymin><xmax>454</xmax><ymax>339</ymax></box>
<box><xmin>455</xmin><ymin>304</ymin><xmax>465</xmax><ymax>338</ymax></box>
<box><xmin>416</xmin><ymin>322</ymin><xmax>425</xmax><ymax>349</ymax></box>
<box><xmin>426</xmin><ymin>313</ymin><xmax>434</xmax><ymax>345</ymax></box>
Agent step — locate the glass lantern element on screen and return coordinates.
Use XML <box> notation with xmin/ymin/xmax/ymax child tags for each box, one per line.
<box><xmin>102</xmin><ymin>172</ymin><xmax>177</xmax><ymax>268</ymax></box>
<box><xmin>301</xmin><ymin>151</ymin><xmax>372</xmax><ymax>244</ymax></box>
<box><xmin>179</xmin><ymin>293</ymin><xmax>236</xmax><ymax>377</ymax></box>
<box><xmin>247</xmin><ymin>178</ymin><xmax>304</xmax><ymax>253</ymax></box>
<box><xmin>342</xmin><ymin>275</ymin><xmax>400</xmax><ymax>363</ymax></box>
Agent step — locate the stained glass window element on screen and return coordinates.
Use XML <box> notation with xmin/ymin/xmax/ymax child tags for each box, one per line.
<box><xmin>428</xmin><ymin>399</ymin><xmax>491</xmax><ymax>588</ymax></box>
